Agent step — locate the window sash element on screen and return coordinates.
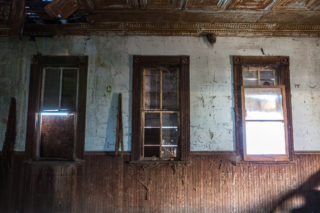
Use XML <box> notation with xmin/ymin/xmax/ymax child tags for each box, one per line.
<box><xmin>141</xmin><ymin>111</ymin><xmax>180</xmax><ymax>160</ymax></box>
<box><xmin>141</xmin><ymin>67</ymin><xmax>180</xmax><ymax>160</ymax></box>
<box><xmin>41</xmin><ymin>67</ymin><xmax>79</xmax><ymax>113</ymax></box>
<box><xmin>241</xmin><ymin>85</ymin><xmax>289</xmax><ymax>161</ymax></box>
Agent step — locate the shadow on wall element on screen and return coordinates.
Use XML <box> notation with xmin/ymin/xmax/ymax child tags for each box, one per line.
<box><xmin>271</xmin><ymin>169</ymin><xmax>320</xmax><ymax>213</ymax></box>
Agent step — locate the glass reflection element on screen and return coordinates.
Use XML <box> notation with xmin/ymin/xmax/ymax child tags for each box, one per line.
<box><xmin>244</xmin><ymin>87</ymin><xmax>283</xmax><ymax>120</ymax></box>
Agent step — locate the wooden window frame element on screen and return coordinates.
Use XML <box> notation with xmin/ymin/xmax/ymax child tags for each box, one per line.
<box><xmin>233</xmin><ymin>56</ymin><xmax>294</xmax><ymax>162</ymax></box>
<box><xmin>132</xmin><ymin>56</ymin><xmax>190</xmax><ymax>162</ymax></box>
<box><xmin>26</xmin><ymin>56</ymin><xmax>88</xmax><ymax>161</ymax></box>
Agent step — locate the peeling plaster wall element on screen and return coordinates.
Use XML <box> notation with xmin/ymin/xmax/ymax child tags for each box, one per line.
<box><xmin>0</xmin><ymin>38</ymin><xmax>28</xmax><ymax>151</ymax></box>
<box><xmin>0</xmin><ymin>35</ymin><xmax>319</xmax><ymax>151</ymax></box>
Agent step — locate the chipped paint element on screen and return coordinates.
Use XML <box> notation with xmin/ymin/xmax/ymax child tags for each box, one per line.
<box><xmin>0</xmin><ymin>34</ymin><xmax>320</xmax><ymax>151</ymax></box>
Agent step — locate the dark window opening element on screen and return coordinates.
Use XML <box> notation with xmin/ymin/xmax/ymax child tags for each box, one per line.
<box><xmin>26</xmin><ymin>56</ymin><xmax>88</xmax><ymax>161</ymax></box>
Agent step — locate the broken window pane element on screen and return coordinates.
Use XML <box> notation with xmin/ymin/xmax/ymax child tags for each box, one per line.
<box><xmin>42</xmin><ymin>68</ymin><xmax>61</xmax><ymax>110</ymax></box>
<box><xmin>61</xmin><ymin>68</ymin><xmax>78</xmax><ymax>111</ymax></box>
<box><xmin>144</xmin><ymin>68</ymin><xmax>160</xmax><ymax>110</ymax></box>
<box><xmin>162</xmin><ymin>66</ymin><xmax>179</xmax><ymax>110</ymax></box>
<box><xmin>40</xmin><ymin>114</ymin><xmax>75</xmax><ymax>159</ymax></box>
<box><xmin>144</xmin><ymin>113</ymin><xmax>160</xmax><ymax>157</ymax></box>
<box><xmin>244</xmin><ymin>87</ymin><xmax>284</xmax><ymax>120</ymax></box>
<box><xmin>245</xmin><ymin>121</ymin><xmax>286</xmax><ymax>155</ymax></box>
<box><xmin>161</xmin><ymin>113</ymin><xmax>178</xmax><ymax>158</ymax></box>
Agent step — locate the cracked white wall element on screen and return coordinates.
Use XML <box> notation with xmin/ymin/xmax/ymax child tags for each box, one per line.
<box><xmin>0</xmin><ymin>35</ymin><xmax>319</xmax><ymax>151</ymax></box>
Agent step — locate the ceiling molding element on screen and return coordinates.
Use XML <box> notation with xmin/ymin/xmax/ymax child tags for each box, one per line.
<box><xmin>24</xmin><ymin>22</ymin><xmax>320</xmax><ymax>37</ymax></box>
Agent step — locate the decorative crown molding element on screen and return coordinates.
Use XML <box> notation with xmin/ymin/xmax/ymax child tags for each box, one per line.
<box><xmin>24</xmin><ymin>22</ymin><xmax>320</xmax><ymax>37</ymax></box>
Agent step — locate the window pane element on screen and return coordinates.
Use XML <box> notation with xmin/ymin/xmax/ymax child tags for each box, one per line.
<box><xmin>245</xmin><ymin>121</ymin><xmax>286</xmax><ymax>155</ymax></box>
<box><xmin>260</xmin><ymin>70</ymin><xmax>275</xmax><ymax>86</ymax></box>
<box><xmin>40</xmin><ymin>114</ymin><xmax>75</xmax><ymax>159</ymax></box>
<box><xmin>144</xmin><ymin>113</ymin><xmax>160</xmax><ymax>157</ymax></box>
<box><xmin>162</xmin><ymin>113</ymin><xmax>178</xmax><ymax>158</ymax></box>
<box><xmin>42</xmin><ymin>68</ymin><xmax>61</xmax><ymax>110</ymax></box>
<box><xmin>244</xmin><ymin>87</ymin><xmax>284</xmax><ymax>120</ymax></box>
<box><xmin>242</xmin><ymin>65</ymin><xmax>280</xmax><ymax>86</ymax></box>
<box><xmin>162</xmin><ymin>66</ymin><xmax>179</xmax><ymax>110</ymax></box>
<box><xmin>243</xmin><ymin>69</ymin><xmax>258</xmax><ymax>86</ymax></box>
<box><xmin>144</xmin><ymin>68</ymin><xmax>160</xmax><ymax>109</ymax></box>
<box><xmin>61</xmin><ymin>68</ymin><xmax>78</xmax><ymax>111</ymax></box>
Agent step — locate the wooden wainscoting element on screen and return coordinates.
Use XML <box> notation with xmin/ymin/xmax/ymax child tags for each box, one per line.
<box><xmin>1</xmin><ymin>152</ymin><xmax>320</xmax><ymax>213</ymax></box>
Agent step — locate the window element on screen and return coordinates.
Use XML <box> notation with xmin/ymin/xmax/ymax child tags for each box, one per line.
<box><xmin>233</xmin><ymin>56</ymin><xmax>293</xmax><ymax>161</ymax></box>
<box><xmin>26</xmin><ymin>56</ymin><xmax>88</xmax><ymax>160</ymax></box>
<box><xmin>132</xmin><ymin>56</ymin><xmax>190</xmax><ymax>161</ymax></box>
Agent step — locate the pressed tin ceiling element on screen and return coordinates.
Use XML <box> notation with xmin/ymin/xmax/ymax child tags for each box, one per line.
<box><xmin>2</xmin><ymin>0</ymin><xmax>320</xmax><ymax>36</ymax></box>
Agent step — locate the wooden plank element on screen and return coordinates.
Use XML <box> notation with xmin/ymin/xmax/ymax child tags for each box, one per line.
<box><xmin>115</xmin><ymin>93</ymin><xmax>124</xmax><ymax>157</ymax></box>
<box><xmin>44</xmin><ymin>0</ymin><xmax>79</xmax><ymax>19</ymax></box>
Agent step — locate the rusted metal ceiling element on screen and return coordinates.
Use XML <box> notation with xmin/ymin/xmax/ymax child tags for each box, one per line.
<box><xmin>2</xmin><ymin>0</ymin><xmax>320</xmax><ymax>36</ymax></box>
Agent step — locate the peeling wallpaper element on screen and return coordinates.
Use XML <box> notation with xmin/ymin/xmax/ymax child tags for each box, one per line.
<box><xmin>0</xmin><ymin>35</ymin><xmax>319</xmax><ymax>151</ymax></box>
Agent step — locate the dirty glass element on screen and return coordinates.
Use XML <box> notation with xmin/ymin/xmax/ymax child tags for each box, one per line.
<box><xmin>144</xmin><ymin>68</ymin><xmax>160</xmax><ymax>110</ymax></box>
<box><xmin>162</xmin><ymin>66</ymin><xmax>179</xmax><ymax>110</ymax></box>
<box><xmin>242</xmin><ymin>65</ymin><xmax>280</xmax><ymax>86</ymax></box>
<box><xmin>42</xmin><ymin>68</ymin><xmax>61</xmax><ymax>110</ymax></box>
<box><xmin>61</xmin><ymin>68</ymin><xmax>78</xmax><ymax>111</ymax></box>
<box><xmin>243</xmin><ymin>69</ymin><xmax>258</xmax><ymax>86</ymax></box>
<box><xmin>260</xmin><ymin>70</ymin><xmax>275</xmax><ymax>86</ymax></box>
<box><xmin>161</xmin><ymin>113</ymin><xmax>178</xmax><ymax>158</ymax></box>
<box><xmin>244</xmin><ymin>87</ymin><xmax>284</xmax><ymax>120</ymax></box>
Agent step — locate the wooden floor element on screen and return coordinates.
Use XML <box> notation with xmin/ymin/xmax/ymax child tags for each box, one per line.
<box><xmin>1</xmin><ymin>153</ymin><xmax>320</xmax><ymax>213</ymax></box>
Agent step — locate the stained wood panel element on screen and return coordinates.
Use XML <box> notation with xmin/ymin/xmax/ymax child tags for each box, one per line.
<box><xmin>2</xmin><ymin>153</ymin><xmax>320</xmax><ymax>212</ymax></box>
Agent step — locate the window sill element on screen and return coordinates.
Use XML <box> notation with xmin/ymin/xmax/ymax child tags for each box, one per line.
<box><xmin>128</xmin><ymin>159</ymin><xmax>190</xmax><ymax>167</ymax></box>
<box><xmin>236</xmin><ymin>159</ymin><xmax>296</xmax><ymax>165</ymax></box>
<box><xmin>25</xmin><ymin>159</ymin><xmax>84</xmax><ymax>166</ymax></box>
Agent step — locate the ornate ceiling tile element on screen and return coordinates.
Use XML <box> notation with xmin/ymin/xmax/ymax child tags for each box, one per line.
<box><xmin>227</xmin><ymin>0</ymin><xmax>275</xmax><ymax>10</ymax></box>
<box><xmin>92</xmin><ymin>0</ymin><xmax>182</xmax><ymax>9</ymax></box>
<box><xmin>272</xmin><ymin>0</ymin><xmax>320</xmax><ymax>10</ymax></box>
<box><xmin>140</xmin><ymin>0</ymin><xmax>181</xmax><ymax>9</ymax></box>
<box><xmin>185</xmin><ymin>0</ymin><xmax>220</xmax><ymax>10</ymax></box>
<box><xmin>92</xmin><ymin>0</ymin><xmax>132</xmax><ymax>9</ymax></box>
